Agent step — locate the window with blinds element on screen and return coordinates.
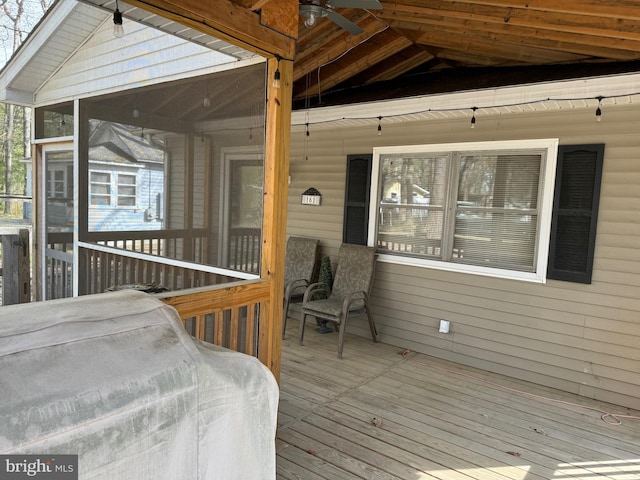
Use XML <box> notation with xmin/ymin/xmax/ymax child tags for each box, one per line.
<box><xmin>370</xmin><ymin>140</ymin><xmax>558</xmax><ymax>282</ymax></box>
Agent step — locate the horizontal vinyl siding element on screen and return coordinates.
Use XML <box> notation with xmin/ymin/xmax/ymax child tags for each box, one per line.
<box><xmin>288</xmin><ymin>104</ymin><xmax>640</xmax><ymax>410</ymax></box>
<box><xmin>36</xmin><ymin>21</ymin><xmax>244</xmax><ymax>105</ymax></box>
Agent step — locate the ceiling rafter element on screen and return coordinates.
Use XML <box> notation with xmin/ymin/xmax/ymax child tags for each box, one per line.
<box><xmin>379</xmin><ymin>12</ymin><xmax>640</xmax><ymax>57</ymax></box>
<box><xmin>379</xmin><ymin>1</ymin><xmax>640</xmax><ymax>41</ymax></box>
<box><xmin>294</xmin><ymin>15</ymin><xmax>388</xmax><ymax>80</ymax></box>
<box><xmin>294</xmin><ymin>29</ymin><xmax>411</xmax><ymax>100</ymax></box>
<box><xmin>429</xmin><ymin>0</ymin><xmax>640</xmax><ymax>20</ymax></box>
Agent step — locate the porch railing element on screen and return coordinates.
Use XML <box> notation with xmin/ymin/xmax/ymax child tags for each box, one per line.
<box><xmin>44</xmin><ymin>230</ymin><xmax>271</xmax><ymax>362</ymax></box>
<box><xmin>46</xmin><ymin>232</ymin><xmax>73</xmax><ymax>300</ymax></box>
<box><xmin>157</xmin><ymin>279</ymin><xmax>270</xmax><ymax>358</ymax></box>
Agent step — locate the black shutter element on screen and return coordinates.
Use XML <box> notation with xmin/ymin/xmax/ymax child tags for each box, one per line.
<box><xmin>547</xmin><ymin>144</ymin><xmax>604</xmax><ymax>283</ymax></box>
<box><xmin>343</xmin><ymin>154</ymin><xmax>372</xmax><ymax>245</ymax></box>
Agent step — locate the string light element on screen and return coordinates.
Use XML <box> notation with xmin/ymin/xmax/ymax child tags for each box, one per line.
<box><xmin>273</xmin><ymin>56</ymin><xmax>281</xmax><ymax>89</ymax></box>
<box><xmin>377</xmin><ymin>116</ymin><xmax>382</xmax><ymax>135</ymax></box>
<box><xmin>113</xmin><ymin>0</ymin><xmax>124</xmax><ymax>38</ymax></box>
<box><xmin>305</xmin><ymin>122</ymin><xmax>310</xmax><ymax>137</ymax></box>
<box><xmin>291</xmin><ymin>93</ymin><xmax>638</xmax><ymax>133</ymax></box>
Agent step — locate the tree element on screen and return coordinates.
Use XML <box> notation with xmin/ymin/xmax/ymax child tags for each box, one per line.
<box><xmin>1</xmin><ymin>0</ymin><xmax>53</xmax><ymax>217</ymax></box>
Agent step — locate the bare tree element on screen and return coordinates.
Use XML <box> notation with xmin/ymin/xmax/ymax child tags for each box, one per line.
<box><xmin>1</xmin><ymin>0</ymin><xmax>52</xmax><ymax>215</ymax></box>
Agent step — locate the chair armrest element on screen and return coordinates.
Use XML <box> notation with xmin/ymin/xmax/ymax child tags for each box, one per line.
<box><xmin>302</xmin><ymin>282</ymin><xmax>330</xmax><ymax>303</ymax></box>
<box><xmin>342</xmin><ymin>291</ymin><xmax>368</xmax><ymax>316</ymax></box>
<box><xmin>285</xmin><ymin>278</ymin><xmax>309</xmax><ymax>298</ymax></box>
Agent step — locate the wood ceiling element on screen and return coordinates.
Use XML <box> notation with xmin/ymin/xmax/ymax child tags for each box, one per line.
<box><xmin>240</xmin><ymin>0</ymin><xmax>640</xmax><ymax>109</ymax></box>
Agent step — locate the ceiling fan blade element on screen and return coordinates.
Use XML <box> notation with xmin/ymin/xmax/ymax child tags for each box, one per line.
<box><xmin>326</xmin><ymin>10</ymin><xmax>364</xmax><ymax>35</ymax></box>
<box><xmin>329</xmin><ymin>0</ymin><xmax>382</xmax><ymax>9</ymax></box>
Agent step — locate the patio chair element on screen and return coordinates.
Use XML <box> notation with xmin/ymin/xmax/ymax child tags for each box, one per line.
<box><xmin>299</xmin><ymin>243</ymin><xmax>377</xmax><ymax>358</ymax></box>
<box><xmin>282</xmin><ymin>236</ymin><xmax>320</xmax><ymax>338</ymax></box>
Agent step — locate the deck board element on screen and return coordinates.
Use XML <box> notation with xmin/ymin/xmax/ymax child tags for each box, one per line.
<box><xmin>277</xmin><ymin>322</ymin><xmax>640</xmax><ymax>480</ymax></box>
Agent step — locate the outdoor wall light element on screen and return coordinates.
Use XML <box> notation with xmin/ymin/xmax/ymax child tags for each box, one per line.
<box><xmin>113</xmin><ymin>0</ymin><xmax>124</xmax><ymax>38</ymax></box>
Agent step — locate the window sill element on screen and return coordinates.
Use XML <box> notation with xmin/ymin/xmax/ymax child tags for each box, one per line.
<box><xmin>375</xmin><ymin>252</ymin><xmax>547</xmax><ymax>283</ymax></box>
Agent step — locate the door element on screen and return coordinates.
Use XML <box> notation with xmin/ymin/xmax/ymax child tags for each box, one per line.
<box><xmin>41</xmin><ymin>144</ymin><xmax>74</xmax><ymax>300</ymax></box>
<box><xmin>222</xmin><ymin>151</ymin><xmax>263</xmax><ymax>273</ymax></box>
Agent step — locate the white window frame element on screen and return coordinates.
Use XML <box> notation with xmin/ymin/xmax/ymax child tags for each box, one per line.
<box><xmin>368</xmin><ymin>139</ymin><xmax>559</xmax><ymax>283</ymax></box>
<box><xmin>117</xmin><ymin>173</ymin><xmax>137</xmax><ymax>207</ymax></box>
<box><xmin>89</xmin><ymin>171</ymin><xmax>111</xmax><ymax>206</ymax></box>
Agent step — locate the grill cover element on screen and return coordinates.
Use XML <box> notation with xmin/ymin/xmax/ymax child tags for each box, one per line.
<box><xmin>0</xmin><ymin>290</ymin><xmax>278</xmax><ymax>479</ymax></box>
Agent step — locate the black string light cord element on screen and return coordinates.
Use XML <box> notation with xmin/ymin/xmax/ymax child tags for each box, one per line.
<box><xmin>291</xmin><ymin>91</ymin><xmax>640</xmax><ymax>130</ymax></box>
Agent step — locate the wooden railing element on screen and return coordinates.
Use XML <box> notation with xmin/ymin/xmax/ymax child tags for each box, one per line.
<box><xmin>228</xmin><ymin>227</ymin><xmax>261</xmax><ymax>274</ymax></box>
<box><xmin>44</xmin><ymin>229</ymin><xmax>272</xmax><ymax>363</ymax></box>
<box><xmin>157</xmin><ymin>279</ymin><xmax>271</xmax><ymax>359</ymax></box>
<box><xmin>86</xmin><ymin>228</ymin><xmax>208</xmax><ymax>263</ymax></box>
<box><xmin>77</xmin><ymin>245</ymin><xmax>240</xmax><ymax>294</ymax></box>
<box><xmin>46</xmin><ymin>232</ymin><xmax>74</xmax><ymax>300</ymax></box>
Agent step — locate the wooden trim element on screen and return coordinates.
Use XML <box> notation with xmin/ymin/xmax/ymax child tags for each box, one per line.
<box><xmin>124</xmin><ymin>0</ymin><xmax>296</xmax><ymax>59</ymax></box>
<box><xmin>158</xmin><ymin>278</ymin><xmax>270</xmax><ymax>317</ymax></box>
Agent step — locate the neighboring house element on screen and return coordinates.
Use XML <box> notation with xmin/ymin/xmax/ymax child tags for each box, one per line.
<box><xmin>288</xmin><ymin>76</ymin><xmax>640</xmax><ymax>410</ymax></box>
<box><xmin>25</xmin><ymin>121</ymin><xmax>166</xmax><ymax>232</ymax></box>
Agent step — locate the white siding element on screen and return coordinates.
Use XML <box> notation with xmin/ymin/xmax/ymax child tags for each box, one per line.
<box><xmin>288</xmin><ymin>104</ymin><xmax>640</xmax><ymax>410</ymax></box>
<box><xmin>35</xmin><ymin>20</ymin><xmax>254</xmax><ymax>106</ymax></box>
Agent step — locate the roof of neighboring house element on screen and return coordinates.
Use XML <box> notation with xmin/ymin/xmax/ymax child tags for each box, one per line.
<box><xmin>89</xmin><ymin>121</ymin><xmax>165</xmax><ymax>165</ymax></box>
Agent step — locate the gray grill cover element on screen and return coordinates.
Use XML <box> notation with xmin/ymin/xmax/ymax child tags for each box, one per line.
<box><xmin>0</xmin><ymin>290</ymin><xmax>278</xmax><ymax>479</ymax></box>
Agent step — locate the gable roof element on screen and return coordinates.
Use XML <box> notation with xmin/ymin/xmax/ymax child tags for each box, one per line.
<box><xmin>0</xmin><ymin>0</ymin><xmax>256</xmax><ymax>106</ymax></box>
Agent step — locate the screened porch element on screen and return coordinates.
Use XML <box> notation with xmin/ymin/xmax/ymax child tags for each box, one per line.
<box><xmin>35</xmin><ymin>61</ymin><xmax>273</xmax><ymax>359</ymax></box>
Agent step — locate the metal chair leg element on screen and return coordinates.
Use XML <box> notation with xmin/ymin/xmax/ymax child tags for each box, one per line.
<box><xmin>337</xmin><ymin>315</ymin><xmax>347</xmax><ymax>359</ymax></box>
<box><xmin>282</xmin><ymin>297</ymin><xmax>291</xmax><ymax>339</ymax></box>
<box><xmin>299</xmin><ymin>312</ymin><xmax>308</xmax><ymax>345</ymax></box>
<box><xmin>364</xmin><ymin>303</ymin><xmax>377</xmax><ymax>342</ymax></box>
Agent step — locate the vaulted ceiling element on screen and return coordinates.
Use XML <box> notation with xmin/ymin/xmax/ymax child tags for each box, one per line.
<box><xmin>279</xmin><ymin>0</ymin><xmax>640</xmax><ymax>109</ymax></box>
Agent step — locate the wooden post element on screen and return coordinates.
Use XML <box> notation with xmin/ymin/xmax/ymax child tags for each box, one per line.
<box><xmin>1</xmin><ymin>229</ymin><xmax>31</xmax><ymax>305</ymax></box>
<box><xmin>258</xmin><ymin>56</ymin><xmax>293</xmax><ymax>383</ymax></box>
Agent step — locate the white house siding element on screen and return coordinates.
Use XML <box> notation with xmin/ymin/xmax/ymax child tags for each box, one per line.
<box><xmin>288</xmin><ymin>104</ymin><xmax>640</xmax><ymax>410</ymax></box>
<box><xmin>34</xmin><ymin>19</ymin><xmax>254</xmax><ymax>106</ymax></box>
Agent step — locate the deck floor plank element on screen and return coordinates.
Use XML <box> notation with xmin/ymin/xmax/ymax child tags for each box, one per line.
<box><xmin>277</xmin><ymin>323</ymin><xmax>640</xmax><ymax>480</ymax></box>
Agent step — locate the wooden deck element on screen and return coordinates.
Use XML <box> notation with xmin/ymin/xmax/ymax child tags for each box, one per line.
<box><xmin>277</xmin><ymin>322</ymin><xmax>640</xmax><ymax>480</ymax></box>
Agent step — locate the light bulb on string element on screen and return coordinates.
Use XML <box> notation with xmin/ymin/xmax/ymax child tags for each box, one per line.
<box><xmin>377</xmin><ymin>116</ymin><xmax>382</xmax><ymax>136</ymax></box>
<box><xmin>273</xmin><ymin>56</ymin><xmax>281</xmax><ymax>89</ymax></box>
<box><xmin>595</xmin><ymin>96</ymin><xmax>603</xmax><ymax>122</ymax></box>
<box><xmin>113</xmin><ymin>0</ymin><xmax>124</xmax><ymax>38</ymax></box>
<box><xmin>470</xmin><ymin>107</ymin><xmax>477</xmax><ymax>129</ymax></box>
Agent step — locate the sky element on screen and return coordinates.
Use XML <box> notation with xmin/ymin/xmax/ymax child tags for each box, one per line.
<box><xmin>0</xmin><ymin>0</ymin><xmax>52</xmax><ymax>68</ymax></box>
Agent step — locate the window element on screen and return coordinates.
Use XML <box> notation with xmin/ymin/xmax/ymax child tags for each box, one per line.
<box><xmin>369</xmin><ymin>139</ymin><xmax>558</xmax><ymax>282</ymax></box>
<box><xmin>117</xmin><ymin>174</ymin><xmax>137</xmax><ymax>207</ymax></box>
<box><xmin>90</xmin><ymin>172</ymin><xmax>111</xmax><ymax>206</ymax></box>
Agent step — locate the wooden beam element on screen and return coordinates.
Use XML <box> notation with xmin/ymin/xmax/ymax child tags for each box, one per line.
<box><xmin>378</xmin><ymin>9</ymin><xmax>640</xmax><ymax>57</ymax></box>
<box><xmin>294</xmin><ymin>16</ymin><xmax>388</xmax><ymax>81</ymax></box>
<box><xmin>124</xmin><ymin>0</ymin><xmax>296</xmax><ymax>59</ymax></box>
<box><xmin>358</xmin><ymin>45</ymin><xmax>435</xmax><ymax>84</ymax></box>
<box><xmin>258</xmin><ymin>56</ymin><xmax>293</xmax><ymax>382</ymax></box>
<box><xmin>232</xmin><ymin>0</ymin><xmax>271</xmax><ymax>10</ymax></box>
<box><xmin>381</xmin><ymin>1</ymin><xmax>640</xmax><ymax>42</ymax></box>
<box><xmin>295</xmin><ymin>30</ymin><xmax>413</xmax><ymax>99</ymax></box>
<box><xmin>409</xmin><ymin>27</ymin><xmax>587</xmax><ymax>64</ymax></box>
<box><xmin>259</xmin><ymin>0</ymin><xmax>298</xmax><ymax>40</ymax></box>
<box><xmin>423</xmin><ymin>0</ymin><xmax>640</xmax><ymax>20</ymax></box>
